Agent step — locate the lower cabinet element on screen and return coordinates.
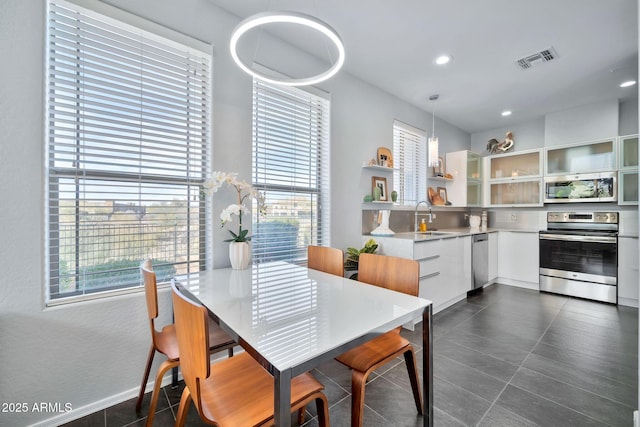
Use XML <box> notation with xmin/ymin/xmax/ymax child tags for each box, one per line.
<box><xmin>488</xmin><ymin>232</ymin><xmax>498</xmax><ymax>283</ymax></box>
<box><xmin>497</xmin><ymin>230</ymin><xmax>539</xmax><ymax>289</ymax></box>
<box><xmin>618</xmin><ymin>237</ymin><xmax>639</xmax><ymax>307</ymax></box>
<box><xmin>371</xmin><ymin>235</ymin><xmax>471</xmax><ymax>314</ymax></box>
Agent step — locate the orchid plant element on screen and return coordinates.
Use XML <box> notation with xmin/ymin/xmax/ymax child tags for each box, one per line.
<box><xmin>203</xmin><ymin>172</ymin><xmax>266</xmax><ymax>242</ymax></box>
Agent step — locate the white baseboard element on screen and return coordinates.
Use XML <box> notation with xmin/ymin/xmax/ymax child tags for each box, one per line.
<box><xmin>496</xmin><ymin>277</ymin><xmax>540</xmax><ymax>291</ymax></box>
<box><xmin>618</xmin><ymin>297</ymin><xmax>639</xmax><ymax>308</ymax></box>
<box><xmin>28</xmin><ymin>372</ymin><xmax>179</xmax><ymax>427</ymax></box>
<box><xmin>634</xmin><ymin>410</ymin><xmax>638</xmax><ymax>427</ymax></box>
<box><xmin>28</xmin><ymin>349</ymin><xmax>239</xmax><ymax>427</ymax></box>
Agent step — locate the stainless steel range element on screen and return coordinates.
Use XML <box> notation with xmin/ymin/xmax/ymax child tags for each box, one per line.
<box><xmin>539</xmin><ymin>211</ymin><xmax>618</xmax><ymax>304</ymax></box>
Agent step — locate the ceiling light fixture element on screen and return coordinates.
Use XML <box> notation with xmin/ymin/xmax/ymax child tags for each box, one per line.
<box><xmin>434</xmin><ymin>55</ymin><xmax>452</xmax><ymax>65</ymax></box>
<box><xmin>620</xmin><ymin>80</ymin><xmax>637</xmax><ymax>88</ymax></box>
<box><xmin>501</xmin><ymin>110</ymin><xmax>512</xmax><ymax>116</ymax></box>
<box><xmin>229</xmin><ymin>11</ymin><xmax>345</xmax><ymax>87</ymax></box>
<box><xmin>428</xmin><ymin>94</ymin><xmax>439</xmax><ymax>167</ymax></box>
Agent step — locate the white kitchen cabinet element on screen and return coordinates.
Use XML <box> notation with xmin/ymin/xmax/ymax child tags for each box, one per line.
<box><xmin>438</xmin><ymin>236</ymin><xmax>472</xmax><ymax>304</ymax></box>
<box><xmin>485</xmin><ymin>149</ymin><xmax>543</xmax><ymax>207</ymax></box>
<box><xmin>497</xmin><ymin>230</ymin><xmax>539</xmax><ymax>289</ymax></box>
<box><xmin>445</xmin><ymin>150</ymin><xmax>482</xmax><ymax>207</ymax></box>
<box><xmin>545</xmin><ymin>138</ymin><xmax>616</xmax><ymax>175</ymax></box>
<box><xmin>618</xmin><ymin>135</ymin><xmax>638</xmax><ymax>205</ymax></box>
<box><xmin>488</xmin><ymin>232</ymin><xmax>498</xmax><ymax>283</ymax></box>
<box><xmin>618</xmin><ymin>236</ymin><xmax>639</xmax><ymax>307</ymax></box>
<box><xmin>370</xmin><ymin>235</ymin><xmax>470</xmax><ymax>314</ymax></box>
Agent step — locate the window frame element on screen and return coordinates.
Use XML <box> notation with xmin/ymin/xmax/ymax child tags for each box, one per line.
<box><xmin>251</xmin><ymin>77</ymin><xmax>331</xmax><ymax>264</ymax></box>
<box><xmin>44</xmin><ymin>0</ymin><xmax>213</xmax><ymax>305</ymax></box>
<box><xmin>392</xmin><ymin>120</ymin><xmax>427</xmax><ymax>205</ymax></box>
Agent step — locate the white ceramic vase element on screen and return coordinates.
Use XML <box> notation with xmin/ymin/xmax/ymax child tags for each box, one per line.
<box><xmin>229</xmin><ymin>241</ymin><xmax>251</xmax><ymax>270</ymax></box>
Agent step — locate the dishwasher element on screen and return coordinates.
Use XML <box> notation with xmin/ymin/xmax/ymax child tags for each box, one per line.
<box><xmin>470</xmin><ymin>233</ymin><xmax>489</xmax><ymax>294</ymax></box>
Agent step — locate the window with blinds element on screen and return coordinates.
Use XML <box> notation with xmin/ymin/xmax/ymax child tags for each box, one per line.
<box><xmin>252</xmin><ymin>80</ymin><xmax>331</xmax><ymax>264</ymax></box>
<box><xmin>393</xmin><ymin>120</ymin><xmax>427</xmax><ymax>205</ymax></box>
<box><xmin>46</xmin><ymin>0</ymin><xmax>211</xmax><ymax>304</ymax></box>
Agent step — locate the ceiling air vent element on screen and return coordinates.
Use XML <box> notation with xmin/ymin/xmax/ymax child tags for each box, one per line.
<box><xmin>516</xmin><ymin>47</ymin><xmax>558</xmax><ymax>70</ymax></box>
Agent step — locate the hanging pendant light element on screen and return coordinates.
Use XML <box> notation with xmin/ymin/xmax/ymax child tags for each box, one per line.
<box><xmin>428</xmin><ymin>94</ymin><xmax>439</xmax><ymax>167</ymax></box>
<box><xmin>230</xmin><ymin>11</ymin><xmax>345</xmax><ymax>87</ymax></box>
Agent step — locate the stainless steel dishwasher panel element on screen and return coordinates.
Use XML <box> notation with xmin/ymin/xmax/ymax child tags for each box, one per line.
<box><xmin>472</xmin><ymin>233</ymin><xmax>489</xmax><ymax>290</ymax></box>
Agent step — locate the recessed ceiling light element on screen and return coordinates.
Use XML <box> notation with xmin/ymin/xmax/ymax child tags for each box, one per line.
<box><xmin>620</xmin><ymin>80</ymin><xmax>637</xmax><ymax>88</ymax></box>
<box><xmin>501</xmin><ymin>110</ymin><xmax>512</xmax><ymax>117</ymax></box>
<box><xmin>434</xmin><ymin>55</ymin><xmax>452</xmax><ymax>65</ymax></box>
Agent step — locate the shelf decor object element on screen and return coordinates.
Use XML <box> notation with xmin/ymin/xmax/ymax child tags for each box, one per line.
<box><xmin>230</xmin><ymin>11</ymin><xmax>345</xmax><ymax>86</ymax></box>
<box><xmin>376</xmin><ymin>147</ymin><xmax>393</xmax><ymax>168</ymax></box>
<box><xmin>371</xmin><ymin>176</ymin><xmax>388</xmax><ymax>201</ymax></box>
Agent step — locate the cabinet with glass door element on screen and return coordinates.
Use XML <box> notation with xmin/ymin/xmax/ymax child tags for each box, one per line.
<box><xmin>545</xmin><ymin>138</ymin><xmax>617</xmax><ymax>176</ymax></box>
<box><xmin>618</xmin><ymin>134</ymin><xmax>638</xmax><ymax>205</ymax></box>
<box><xmin>445</xmin><ymin>150</ymin><xmax>482</xmax><ymax>207</ymax></box>
<box><xmin>485</xmin><ymin>149</ymin><xmax>542</xmax><ymax>207</ymax></box>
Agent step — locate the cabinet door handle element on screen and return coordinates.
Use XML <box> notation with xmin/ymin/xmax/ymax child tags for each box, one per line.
<box><xmin>421</xmin><ymin>271</ymin><xmax>440</xmax><ymax>280</ymax></box>
<box><xmin>419</xmin><ymin>255</ymin><xmax>440</xmax><ymax>261</ymax></box>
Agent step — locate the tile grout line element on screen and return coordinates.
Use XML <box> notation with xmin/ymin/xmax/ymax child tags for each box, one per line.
<box><xmin>473</xmin><ymin>294</ymin><xmax>569</xmax><ymax>426</ymax></box>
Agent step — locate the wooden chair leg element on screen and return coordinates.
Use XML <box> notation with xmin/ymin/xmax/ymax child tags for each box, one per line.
<box><xmin>404</xmin><ymin>349</ymin><xmax>423</xmax><ymax>414</ymax></box>
<box><xmin>228</xmin><ymin>347</ymin><xmax>234</xmax><ymax>357</ymax></box>
<box><xmin>145</xmin><ymin>359</ymin><xmax>178</xmax><ymax>427</ymax></box>
<box><xmin>175</xmin><ymin>387</ymin><xmax>192</xmax><ymax>427</ymax></box>
<box><xmin>297</xmin><ymin>407</ymin><xmax>306</xmax><ymax>425</ymax></box>
<box><xmin>350</xmin><ymin>370</ymin><xmax>367</xmax><ymax>427</ymax></box>
<box><xmin>135</xmin><ymin>345</ymin><xmax>156</xmax><ymax>412</ymax></box>
<box><xmin>315</xmin><ymin>394</ymin><xmax>330</xmax><ymax>427</ymax></box>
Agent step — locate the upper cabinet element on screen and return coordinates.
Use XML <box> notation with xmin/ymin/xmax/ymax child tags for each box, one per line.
<box><xmin>445</xmin><ymin>150</ymin><xmax>482</xmax><ymax>207</ymax></box>
<box><xmin>485</xmin><ymin>149</ymin><xmax>543</xmax><ymax>207</ymax></box>
<box><xmin>619</xmin><ymin>134</ymin><xmax>638</xmax><ymax>169</ymax></box>
<box><xmin>545</xmin><ymin>138</ymin><xmax>616</xmax><ymax>176</ymax></box>
<box><xmin>618</xmin><ymin>134</ymin><xmax>638</xmax><ymax>205</ymax></box>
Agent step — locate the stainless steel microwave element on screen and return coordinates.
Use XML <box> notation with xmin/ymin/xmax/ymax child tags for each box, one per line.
<box><xmin>544</xmin><ymin>172</ymin><xmax>617</xmax><ymax>203</ymax></box>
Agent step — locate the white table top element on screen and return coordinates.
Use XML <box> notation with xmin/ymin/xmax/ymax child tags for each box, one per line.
<box><xmin>177</xmin><ymin>261</ymin><xmax>431</xmax><ymax>372</ymax></box>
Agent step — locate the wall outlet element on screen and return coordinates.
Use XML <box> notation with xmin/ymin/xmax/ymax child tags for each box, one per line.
<box><xmin>510</xmin><ymin>213</ymin><xmax>518</xmax><ymax>222</ymax></box>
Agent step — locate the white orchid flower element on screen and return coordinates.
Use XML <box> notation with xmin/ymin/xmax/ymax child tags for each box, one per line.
<box><xmin>220</xmin><ymin>204</ymin><xmax>248</xmax><ymax>225</ymax></box>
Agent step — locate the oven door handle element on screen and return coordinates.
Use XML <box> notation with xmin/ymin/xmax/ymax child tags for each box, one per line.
<box><xmin>539</xmin><ymin>233</ymin><xmax>617</xmax><ymax>243</ymax></box>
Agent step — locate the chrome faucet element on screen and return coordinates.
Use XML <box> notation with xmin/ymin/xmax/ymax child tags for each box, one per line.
<box><xmin>414</xmin><ymin>201</ymin><xmax>432</xmax><ymax>231</ymax></box>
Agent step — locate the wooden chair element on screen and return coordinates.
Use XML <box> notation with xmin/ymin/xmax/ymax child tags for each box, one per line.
<box><xmin>308</xmin><ymin>245</ymin><xmax>344</xmax><ymax>277</ymax></box>
<box><xmin>335</xmin><ymin>253</ymin><xmax>423</xmax><ymax>427</ymax></box>
<box><xmin>136</xmin><ymin>260</ymin><xmax>235</xmax><ymax>426</ymax></box>
<box><xmin>170</xmin><ymin>280</ymin><xmax>331</xmax><ymax>427</ymax></box>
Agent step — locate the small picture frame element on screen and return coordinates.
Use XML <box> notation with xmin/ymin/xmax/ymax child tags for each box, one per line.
<box><xmin>437</xmin><ymin>186</ymin><xmax>448</xmax><ymax>204</ymax></box>
<box><xmin>371</xmin><ymin>176</ymin><xmax>388</xmax><ymax>201</ymax></box>
<box><xmin>433</xmin><ymin>156</ymin><xmax>445</xmax><ymax>177</ymax></box>
<box><xmin>377</xmin><ymin>147</ymin><xmax>393</xmax><ymax>168</ymax></box>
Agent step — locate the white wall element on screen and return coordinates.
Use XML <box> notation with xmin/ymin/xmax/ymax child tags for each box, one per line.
<box><xmin>471</xmin><ymin>99</ymin><xmax>638</xmax><ymax>155</ymax></box>
<box><xmin>0</xmin><ymin>0</ymin><xmax>471</xmax><ymax>425</ymax></box>
<box><xmin>544</xmin><ymin>99</ymin><xmax>620</xmax><ymax>146</ymax></box>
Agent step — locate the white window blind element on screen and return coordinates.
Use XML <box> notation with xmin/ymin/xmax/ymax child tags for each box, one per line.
<box><xmin>393</xmin><ymin>120</ymin><xmax>427</xmax><ymax>205</ymax></box>
<box><xmin>46</xmin><ymin>0</ymin><xmax>211</xmax><ymax>304</ymax></box>
<box><xmin>252</xmin><ymin>80</ymin><xmax>331</xmax><ymax>264</ymax></box>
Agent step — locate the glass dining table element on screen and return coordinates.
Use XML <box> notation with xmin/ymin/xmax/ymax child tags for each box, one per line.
<box><xmin>176</xmin><ymin>261</ymin><xmax>433</xmax><ymax>427</ymax></box>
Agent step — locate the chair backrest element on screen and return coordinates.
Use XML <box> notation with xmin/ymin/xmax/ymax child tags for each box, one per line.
<box><xmin>140</xmin><ymin>259</ymin><xmax>158</xmax><ymax>321</ymax></box>
<box><xmin>357</xmin><ymin>253</ymin><xmax>419</xmax><ymax>297</ymax></box>
<box><xmin>308</xmin><ymin>245</ymin><xmax>344</xmax><ymax>277</ymax></box>
<box><xmin>171</xmin><ymin>280</ymin><xmax>210</xmax><ymax>415</ymax></box>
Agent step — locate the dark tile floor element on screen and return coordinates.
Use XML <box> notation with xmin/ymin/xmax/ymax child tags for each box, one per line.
<box><xmin>63</xmin><ymin>284</ymin><xmax>638</xmax><ymax>426</ymax></box>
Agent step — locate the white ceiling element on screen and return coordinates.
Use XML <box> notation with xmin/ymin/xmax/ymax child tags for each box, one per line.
<box><xmin>208</xmin><ymin>0</ymin><xmax>638</xmax><ymax>134</ymax></box>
